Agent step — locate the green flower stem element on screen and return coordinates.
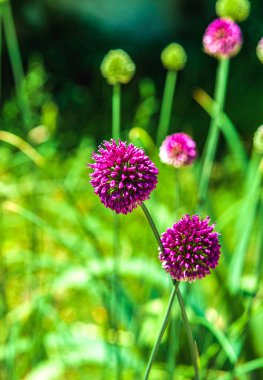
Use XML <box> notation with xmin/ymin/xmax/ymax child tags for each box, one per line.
<box><xmin>141</xmin><ymin>203</ymin><xmax>199</xmax><ymax>380</ymax></box>
<box><xmin>112</xmin><ymin>82</ymin><xmax>122</xmax><ymax>379</ymax></box>
<box><xmin>143</xmin><ymin>283</ymin><xmax>179</xmax><ymax>380</ymax></box>
<box><xmin>177</xmin><ymin>289</ymin><xmax>199</xmax><ymax>380</ymax></box>
<box><xmin>157</xmin><ymin>70</ymin><xmax>177</xmax><ymax>146</ymax></box>
<box><xmin>141</xmin><ymin>202</ymin><xmax>163</xmax><ymax>249</ymax></box>
<box><xmin>112</xmin><ymin>83</ymin><xmax>121</xmax><ymax>140</ymax></box>
<box><xmin>2</xmin><ymin>0</ymin><xmax>32</xmax><ymax>128</ymax></box>
<box><xmin>0</xmin><ymin>6</ymin><xmax>2</xmax><ymax>103</ymax></box>
<box><xmin>197</xmin><ymin>58</ymin><xmax>230</xmax><ymax>210</ymax></box>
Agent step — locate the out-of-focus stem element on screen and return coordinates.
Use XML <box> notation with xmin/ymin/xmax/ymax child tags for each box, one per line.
<box><xmin>2</xmin><ymin>0</ymin><xmax>32</xmax><ymax>128</ymax></box>
<box><xmin>141</xmin><ymin>203</ymin><xmax>199</xmax><ymax>380</ymax></box>
<box><xmin>112</xmin><ymin>82</ymin><xmax>122</xmax><ymax>380</ymax></box>
<box><xmin>177</xmin><ymin>289</ymin><xmax>199</xmax><ymax>380</ymax></box>
<box><xmin>143</xmin><ymin>284</ymin><xmax>179</xmax><ymax>380</ymax></box>
<box><xmin>197</xmin><ymin>58</ymin><xmax>230</xmax><ymax>210</ymax></box>
<box><xmin>112</xmin><ymin>83</ymin><xmax>121</xmax><ymax>140</ymax></box>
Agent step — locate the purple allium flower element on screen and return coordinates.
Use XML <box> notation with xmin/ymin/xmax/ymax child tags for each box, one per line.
<box><xmin>159</xmin><ymin>133</ymin><xmax>197</xmax><ymax>168</ymax></box>
<box><xmin>256</xmin><ymin>38</ymin><xmax>263</xmax><ymax>64</ymax></box>
<box><xmin>159</xmin><ymin>215</ymin><xmax>221</xmax><ymax>282</ymax></box>
<box><xmin>89</xmin><ymin>139</ymin><xmax>158</xmax><ymax>214</ymax></box>
<box><xmin>203</xmin><ymin>18</ymin><xmax>242</xmax><ymax>58</ymax></box>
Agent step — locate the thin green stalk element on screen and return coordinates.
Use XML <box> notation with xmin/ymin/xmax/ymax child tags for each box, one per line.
<box><xmin>157</xmin><ymin>70</ymin><xmax>177</xmax><ymax>146</ymax></box>
<box><xmin>2</xmin><ymin>0</ymin><xmax>32</xmax><ymax>128</ymax></box>
<box><xmin>112</xmin><ymin>82</ymin><xmax>121</xmax><ymax>379</ymax></box>
<box><xmin>174</xmin><ymin>168</ymin><xmax>180</xmax><ymax>215</ymax></box>
<box><xmin>193</xmin><ymin>89</ymin><xmax>247</xmax><ymax>171</ymax></box>
<box><xmin>140</xmin><ymin>202</ymin><xmax>163</xmax><ymax>249</ymax></box>
<box><xmin>112</xmin><ymin>83</ymin><xmax>121</xmax><ymax>140</ymax></box>
<box><xmin>0</xmin><ymin>6</ymin><xmax>2</xmax><ymax>103</ymax></box>
<box><xmin>166</xmin><ymin>309</ymin><xmax>179</xmax><ymax>380</ymax></box>
<box><xmin>197</xmin><ymin>58</ymin><xmax>230</xmax><ymax>210</ymax></box>
<box><xmin>228</xmin><ymin>159</ymin><xmax>262</xmax><ymax>293</ymax></box>
<box><xmin>141</xmin><ymin>203</ymin><xmax>199</xmax><ymax>380</ymax></box>
<box><xmin>143</xmin><ymin>283</ymin><xmax>179</xmax><ymax>380</ymax></box>
<box><xmin>177</xmin><ymin>289</ymin><xmax>199</xmax><ymax>380</ymax></box>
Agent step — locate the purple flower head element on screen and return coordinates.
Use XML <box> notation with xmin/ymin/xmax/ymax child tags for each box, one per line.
<box><xmin>203</xmin><ymin>18</ymin><xmax>242</xmax><ymax>58</ymax></box>
<box><xmin>159</xmin><ymin>133</ymin><xmax>197</xmax><ymax>168</ymax></box>
<box><xmin>159</xmin><ymin>215</ymin><xmax>221</xmax><ymax>282</ymax></box>
<box><xmin>89</xmin><ymin>139</ymin><xmax>158</xmax><ymax>214</ymax></box>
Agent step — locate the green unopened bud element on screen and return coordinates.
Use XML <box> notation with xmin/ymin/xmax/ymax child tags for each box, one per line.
<box><xmin>100</xmin><ymin>49</ymin><xmax>136</xmax><ymax>85</ymax></box>
<box><xmin>253</xmin><ymin>125</ymin><xmax>263</xmax><ymax>154</ymax></box>
<box><xmin>216</xmin><ymin>0</ymin><xmax>250</xmax><ymax>22</ymax></box>
<box><xmin>256</xmin><ymin>38</ymin><xmax>263</xmax><ymax>64</ymax></box>
<box><xmin>161</xmin><ymin>43</ymin><xmax>187</xmax><ymax>71</ymax></box>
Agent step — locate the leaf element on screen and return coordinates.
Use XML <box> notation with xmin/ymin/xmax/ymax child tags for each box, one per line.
<box><xmin>193</xmin><ymin>88</ymin><xmax>247</xmax><ymax>170</ymax></box>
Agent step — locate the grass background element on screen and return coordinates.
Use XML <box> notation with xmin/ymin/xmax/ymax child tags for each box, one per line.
<box><xmin>0</xmin><ymin>0</ymin><xmax>263</xmax><ymax>379</ymax></box>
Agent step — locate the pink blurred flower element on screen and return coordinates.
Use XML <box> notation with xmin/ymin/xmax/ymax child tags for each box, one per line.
<box><xmin>159</xmin><ymin>133</ymin><xmax>197</xmax><ymax>168</ymax></box>
<box><xmin>203</xmin><ymin>18</ymin><xmax>242</xmax><ymax>58</ymax></box>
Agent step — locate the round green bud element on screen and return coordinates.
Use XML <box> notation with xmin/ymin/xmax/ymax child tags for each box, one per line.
<box><xmin>161</xmin><ymin>43</ymin><xmax>187</xmax><ymax>71</ymax></box>
<box><xmin>100</xmin><ymin>49</ymin><xmax>136</xmax><ymax>85</ymax></box>
<box><xmin>215</xmin><ymin>0</ymin><xmax>250</xmax><ymax>22</ymax></box>
<box><xmin>253</xmin><ymin>125</ymin><xmax>263</xmax><ymax>154</ymax></box>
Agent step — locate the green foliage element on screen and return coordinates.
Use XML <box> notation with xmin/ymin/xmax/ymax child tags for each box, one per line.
<box><xmin>0</xmin><ymin>7</ymin><xmax>262</xmax><ymax>379</ymax></box>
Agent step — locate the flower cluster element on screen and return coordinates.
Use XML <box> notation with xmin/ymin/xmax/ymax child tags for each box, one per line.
<box><xmin>100</xmin><ymin>49</ymin><xmax>136</xmax><ymax>85</ymax></box>
<box><xmin>215</xmin><ymin>0</ymin><xmax>250</xmax><ymax>22</ymax></box>
<box><xmin>159</xmin><ymin>215</ymin><xmax>221</xmax><ymax>282</ymax></box>
<box><xmin>161</xmin><ymin>43</ymin><xmax>187</xmax><ymax>71</ymax></box>
<box><xmin>89</xmin><ymin>140</ymin><xmax>158</xmax><ymax>214</ymax></box>
<box><xmin>203</xmin><ymin>18</ymin><xmax>242</xmax><ymax>59</ymax></box>
<box><xmin>159</xmin><ymin>133</ymin><xmax>197</xmax><ymax>168</ymax></box>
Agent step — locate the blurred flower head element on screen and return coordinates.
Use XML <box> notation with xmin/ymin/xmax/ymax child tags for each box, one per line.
<box><xmin>159</xmin><ymin>215</ymin><xmax>221</xmax><ymax>282</ymax></box>
<box><xmin>203</xmin><ymin>18</ymin><xmax>242</xmax><ymax>59</ymax></box>
<box><xmin>253</xmin><ymin>125</ymin><xmax>263</xmax><ymax>154</ymax></box>
<box><xmin>89</xmin><ymin>139</ymin><xmax>158</xmax><ymax>214</ymax></box>
<box><xmin>161</xmin><ymin>43</ymin><xmax>187</xmax><ymax>71</ymax></box>
<box><xmin>100</xmin><ymin>49</ymin><xmax>136</xmax><ymax>85</ymax></box>
<box><xmin>216</xmin><ymin>0</ymin><xmax>250</xmax><ymax>22</ymax></box>
<box><xmin>256</xmin><ymin>38</ymin><xmax>263</xmax><ymax>64</ymax></box>
<box><xmin>159</xmin><ymin>133</ymin><xmax>197</xmax><ymax>168</ymax></box>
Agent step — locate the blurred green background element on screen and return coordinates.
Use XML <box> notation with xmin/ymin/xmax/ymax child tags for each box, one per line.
<box><xmin>0</xmin><ymin>1</ymin><xmax>263</xmax><ymax>380</ymax></box>
<box><xmin>3</xmin><ymin>0</ymin><xmax>263</xmax><ymax>149</ymax></box>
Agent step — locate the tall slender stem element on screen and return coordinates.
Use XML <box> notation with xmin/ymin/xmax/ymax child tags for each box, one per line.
<box><xmin>141</xmin><ymin>202</ymin><xmax>163</xmax><ymax>249</ymax></box>
<box><xmin>143</xmin><ymin>283</ymin><xmax>179</xmax><ymax>380</ymax></box>
<box><xmin>177</xmin><ymin>289</ymin><xmax>199</xmax><ymax>380</ymax></box>
<box><xmin>2</xmin><ymin>0</ymin><xmax>32</xmax><ymax>128</ymax></box>
<box><xmin>0</xmin><ymin>6</ymin><xmax>2</xmax><ymax>104</ymax></box>
<box><xmin>157</xmin><ymin>70</ymin><xmax>177</xmax><ymax>146</ymax></box>
<box><xmin>197</xmin><ymin>58</ymin><xmax>230</xmax><ymax>210</ymax></box>
<box><xmin>141</xmin><ymin>203</ymin><xmax>199</xmax><ymax>379</ymax></box>
<box><xmin>112</xmin><ymin>83</ymin><xmax>121</xmax><ymax>140</ymax></box>
<box><xmin>111</xmin><ymin>82</ymin><xmax>122</xmax><ymax>379</ymax></box>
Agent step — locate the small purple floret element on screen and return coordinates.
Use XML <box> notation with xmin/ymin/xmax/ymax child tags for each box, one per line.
<box><xmin>89</xmin><ymin>139</ymin><xmax>159</xmax><ymax>214</ymax></box>
<box><xmin>159</xmin><ymin>215</ymin><xmax>221</xmax><ymax>282</ymax></box>
<box><xmin>203</xmin><ymin>18</ymin><xmax>242</xmax><ymax>58</ymax></box>
<box><xmin>159</xmin><ymin>133</ymin><xmax>197</xmax><ymax>167</ymax></box>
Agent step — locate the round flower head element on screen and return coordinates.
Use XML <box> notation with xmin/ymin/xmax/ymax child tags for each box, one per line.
<box><xmin>256</xmin><ymin>38</ymin><xmax>263</xmax><ymax>64</ymax></box>
<box><xmin>89</xmin><ymin>139</ymin><xmax>158</xmax><ymax>214</ymax></box>
<box><xmin>161</xmin><ymin>43</ymin><xmax>187</xmax><ymax>71</ymax></box>
<box><xmin>216</xmin><ymin>0</ymin><xmax>250</xmax><ymax>22</ymax></box>
<box><xmin>159</xmin><ymin>215</ymin><xmax>221</xmax><ymax>282</ymax></box>
<box><xmin>203</xmin><ymin>18</ymin><xmax>242</xmax><ymax>59</ymax></box>
<box><xmin>253</xmin><ymin>125</ymin><xmax>263</xmax><ymax>154</ymax></box>
<box><xmin>159</xmin><ymin>133</ymin><xmax>197</xmax><ymax>168</ymax></box>
<box><xmin>100</xmin><ymin>49</ymin><xmax>136</xmax><ymax>85</ymax></box>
